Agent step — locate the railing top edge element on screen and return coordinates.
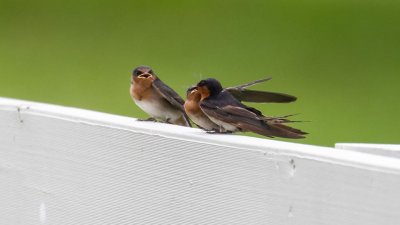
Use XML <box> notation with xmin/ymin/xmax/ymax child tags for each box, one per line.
<box><xmin>2</xmin><ymin>97</ymin><xmax>400</xmax><ymax>174</ymax></box>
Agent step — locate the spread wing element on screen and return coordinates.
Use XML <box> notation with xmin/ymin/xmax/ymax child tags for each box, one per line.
<box><xmin>227</xmin><ymin>77</ymin><xmax>272</xmax><ymax>89</ymax></box>
<box><xmin>228</xmin><ymin>89</ymin><xmax>297</xmax><ymax>103</ymax></box>
<box><xmin>225</xmin><ymin>78</ymin><xmax>297</xmax><ymax>103</ymax></box>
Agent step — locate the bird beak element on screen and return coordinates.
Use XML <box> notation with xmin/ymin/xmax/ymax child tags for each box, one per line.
<box><xmin>190</xmin><ymin>88</ymin><xmax>198</xmax><ymax>94</ymax></box>
<box><xmin>196</xmin><ymin>86</ymin><xmax>210</xmax><ymax>100</ymax></box>
<box><xmin>138</xmin><ymin>73</ymin><xmax>152</xmax><ymax>78</ymax></box>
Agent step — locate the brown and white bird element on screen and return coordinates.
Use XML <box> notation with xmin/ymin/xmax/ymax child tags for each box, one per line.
<box><xmin>130</xmin><ymin>66</ymin><xmax>191</xmax><ymax>127</ymax></box>
<box><xmin>184</xmin><ymin>78</ymin><xmax>297</xmax><ymax>132</ymax></box>
<box><xmin>194</xmin><ymin>78</ymin><xmax>307</xmax><ymax>138</ymax></box>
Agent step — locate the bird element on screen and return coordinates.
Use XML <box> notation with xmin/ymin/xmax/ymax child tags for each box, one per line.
<box><xmin>184</xmin><ymin>85</ymin><xmax>220</xmax><ymax>131</ymax></box>
<box><xmin>195</xmin><ymin>78</ymin><xmax>307</xmax><ymax>138</ymax></box>
<box><xmin>130</xmin><ymin>66</ymin><xmax>191</xmax><ymax>127</ymax></box>
<box><xmin>184</xmin><ymin>77</ymin><xmax>297</xmax><ymax>132</ymax></box>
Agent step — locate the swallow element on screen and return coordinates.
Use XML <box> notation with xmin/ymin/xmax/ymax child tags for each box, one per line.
<box><xmin>184</xmin><ymin>86</ymin><xmax>220</xmax><ymax>131</ymax></box>
<box><xmin>184</xmin><ymin>78</ymin><xmax>297</xmax><ymax>132</ymax></box>
<box><xmin>130</xmin><ymin>66</ymin><xmax>191</xmax><ymax>127</ymax></box>
<box><xmin>195</xmin><ymin>78</ymin><xmax>307</xmax><ymax>138</ymax></box>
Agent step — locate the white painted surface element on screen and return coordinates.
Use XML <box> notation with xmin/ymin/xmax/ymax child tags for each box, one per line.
<box><xmin>1</xmin><ymin>97</ymin><xmax>400</xmax><ymax>225</ymax></box>
<box><xmin>336</xmin><ymin>143</ymin><xmax>400</xmax><ymax>158</ymax></box>
<box><xmin>39</xmin><ymin>202</ymin><xmax>46</xmax><ymax>224</ymax></box>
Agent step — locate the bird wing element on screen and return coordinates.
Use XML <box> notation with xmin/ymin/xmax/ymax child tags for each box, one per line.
<box><xmin>225</xmin><ymin>78</ymin><xmax>297</xmax><ymax>103</ymax></box>
<box><xmin>152</xmin><ymin>78</ymin><xmax>192</xmax><ymax>127</ymax></box>
<box><xmin>227</xmin><ymin>77</ymin><xmax>272</xmax><ymax>89</ymax></box>
<box><xmin>152</xmin><ymin>78</ymin><xmax>185</xmax><ymax>110</ymax></box>
<box><xmin>228</xmin><ymin>89</ymin><xmax>297</xmax><ymax>103</ymax></box>
<box><xmin>200</xmin><ymin>101</ymin><xmax>305</xmax><ymax>138</ymax></box>
<box><xmin>200</xmin><ymin>101</ymin><xmax>264</xmax><ymax>127</ymax></box>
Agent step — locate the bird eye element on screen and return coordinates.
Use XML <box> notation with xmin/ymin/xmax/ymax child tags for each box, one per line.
<box><xmin>134</xmin><ymin>70</ymin><xmax>142</xmax><ymax>76</ymax></box>
<box><xmin>148</xmin><ymin>70</ymin><xmax>153</xmax><ymax>74</ymax></box>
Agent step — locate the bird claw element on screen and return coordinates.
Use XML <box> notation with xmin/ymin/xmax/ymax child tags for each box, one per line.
<box><xmin>206</xmin><ymin>130</ymin><xmax>219</xmax><ymax>134</ymax></box>
<box><xmin>159</xmin><ymin>118</ymin><xmax>172</xmax><ymax>124</ymax></box>
<box><xmin>206</xmin><ymin>129</ymin><xmax>233</xmax><ymax>134</ymax></box>
<box><xmin>137</xmin><ymin>117</ymin><xmax>157</xmax><ymax>122</ymax></box>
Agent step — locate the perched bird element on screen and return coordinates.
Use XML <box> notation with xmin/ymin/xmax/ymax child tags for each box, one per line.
<box><xmin>184</xmin><ymin>86</ymin><xmax>220</xmax><ymax>131</ymax></box>
<box><xmin>195</xmin><ymin>78</ymin><xmax>307</xmax><ymax>138</ymax></box>
<box><xmin>130</xmin><ymin>66</ymin><xmax>191</xmax><ymax>127</ymax></box>
<box><xmin>184</xmin><ymin>78</ymin><xmax>297</xmax><ymax>131</ymax></box>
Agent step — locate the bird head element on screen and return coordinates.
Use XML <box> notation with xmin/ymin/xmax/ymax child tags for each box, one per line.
<box><xmin>186</xmin><ymin>86</ymin><xmax>201</xmax><ymax>101</ymax></box>
<box><xmin>131</xmin><ymin>66</ymin><xmax>156</xmax><ymax>84</ymax></box>
<box><xmin>196</xmin><ymin>78</ymin><xmax>223</xmax><ymax>100</ymax></box>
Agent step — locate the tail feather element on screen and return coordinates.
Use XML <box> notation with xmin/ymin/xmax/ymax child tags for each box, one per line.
<box><xmin>270</xmin><ymin>123</ymin><xmax>308</xmax><ymax>136</ymax></box>
<box><xmin>172</xmin><ymin>114</ymin><xmax>192</xmax><ymax>127</ymax></box>
<box><xmin>238</xmin><ymin>119</ymin><xmax>307</xmax><ymax>139</ymax></box>
<box><xmin>261</xmin><ymin>113</ymin><xmax>299</xmax><ymax>121</ymax></box>
<box><xmin>262</xmin><ymin>114</ymin><xmax>309</xmax><ymax>125</ymax></box>
<box><xmin>264</xmin><ymin>115</ymin><xmax>308</xmax><ymax>137</ymax></box>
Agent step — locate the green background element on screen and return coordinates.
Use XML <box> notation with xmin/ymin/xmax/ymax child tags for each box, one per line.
<box><xmin>1</xmin><ymin>0</ymin><xmax>399</xmax><ymax>146</ymax></box>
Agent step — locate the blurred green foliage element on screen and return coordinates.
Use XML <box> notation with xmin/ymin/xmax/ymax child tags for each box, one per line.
<box><xmin>1</xmin><ymin>0</ymin><xmax>399</xmax><ymax>146</ymax></box>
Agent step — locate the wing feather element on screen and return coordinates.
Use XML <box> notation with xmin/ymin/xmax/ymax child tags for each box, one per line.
<box><xmin>152</xmin><ymin>78</ymin><xmax>192</xmax><ymax>127</ymax></box>
<box><xmin>225</xmin><ymin>78</ymin><xmax>297</xmax><ymax>103</ymax></box>
<box><xmin>228</xmin><ymin>89</ymin><xmax>297</xmax><ymax>103</ymax></box>
<box><xmin>200</xmin><ymin>101</ymin><xmax>305</xmax><ymax>138</ymax></box>
<box><xmin>152</xmin><ymin>78</ymin><xmax>185</xmax><ymax>110</ymax></box>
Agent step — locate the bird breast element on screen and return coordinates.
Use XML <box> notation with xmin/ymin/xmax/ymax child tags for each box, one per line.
<box><xmin>130</xmin><ymin>84</ymin><xmax>181</xmax><ymax>120</ymax></box>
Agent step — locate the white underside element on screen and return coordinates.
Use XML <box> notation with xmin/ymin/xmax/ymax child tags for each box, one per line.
<box><xmin>188</xmin><ymin>113</ymin><xmax>218</xmax><ymax>131</ymax></box>
<box><xmin>207</xmin><ymin>115</ymin><xmax>238</xmax><ymax>132</ymax></box>
<box><xmin>134</xmin><ymin>98</ymin><xmax>181</xmax><ymax>121</ymax></box>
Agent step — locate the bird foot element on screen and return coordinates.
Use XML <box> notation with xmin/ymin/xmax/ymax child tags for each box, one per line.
<box><xmin>206</xmin><ymin>130</ymin><xmax>233</xmax><ymax>134</ymax></box>
<box><xmin>206</xmin><ymin>130</ymin><xmax>219</xmax><ymax>134</ymax></box>
<box><xmin>159</xmin><ymin>118</ymin><xmax>172</xmax><ymax>124</ymax></box>
<box><xmin>137</xmin><ymin>117</ymin><xmax>157</xmax><ymax>122</ymax></box>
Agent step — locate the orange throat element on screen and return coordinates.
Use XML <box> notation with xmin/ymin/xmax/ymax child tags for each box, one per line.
<box><xmin>184</xmin><ymin>92</ymin><xmax>202</xmax><ymax>115</ymax></box>
<box><xmin>131</xmin><ymin>76</ymin><xmax>155</xmax><ymax>101</ymax></box>
<box><xmin>197</xmin><ymin>86</ymin><xmax>210</xmax><ymax>101</ymax></box>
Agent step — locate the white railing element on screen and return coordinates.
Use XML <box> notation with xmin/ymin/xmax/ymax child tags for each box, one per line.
<box><xmin>0</xmin><ymin>97</ymin><xmax>399</xmax><ymax>225</ymax></box>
